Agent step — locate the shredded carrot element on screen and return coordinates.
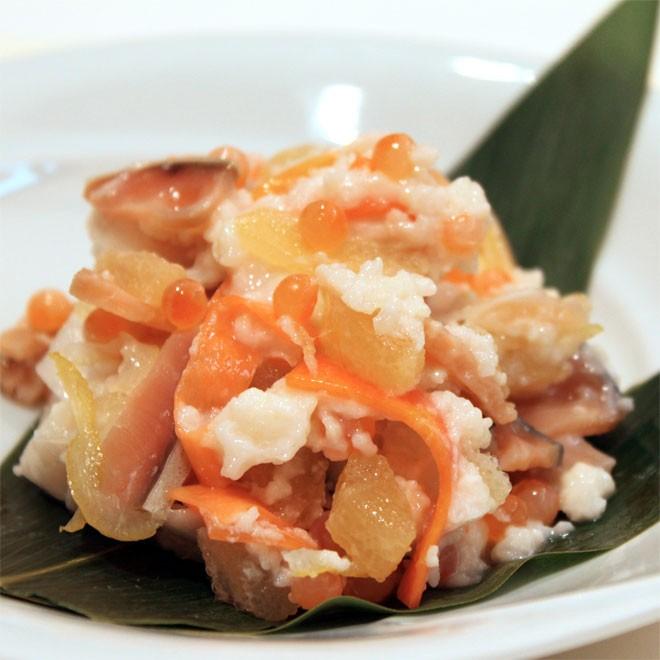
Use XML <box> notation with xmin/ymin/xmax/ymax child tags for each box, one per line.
<box><xmin>221</xmin><ymin>294</ymin><xmax>295</xmax><ymax>345</ymax></box>
<box><xmin>170</xmin><ymin>484</ymin><xmax>317</xmax><ymax>550</ymax></box>
<box><xmin>174</xmin><ymin>292</ymin><xmax>259</xmax><ymax>485</ymax></box>
<box><xmin>344</xmin><ymin>197</ymin><xmax>410</xmax><ymax>222</ymax></box>
<box><xmin>252</xmin><ymin>151</ymin><xmax>337</xmax><ymax>199</ymax></box>
<box><xmin>174</xmin><ymin>292</ymin><xmax>299</xmax><ymax>486</ymax></box>
<box><xmin>285</xmin><ymin>357</ymin><xmax>453</xmax><ymax>608</ymax></box>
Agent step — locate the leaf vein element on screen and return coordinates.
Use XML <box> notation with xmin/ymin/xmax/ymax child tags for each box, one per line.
<box><xmin>0</xmin><ymin>546</ymin><xmax>120</xmax><ymax>587</ymax></box>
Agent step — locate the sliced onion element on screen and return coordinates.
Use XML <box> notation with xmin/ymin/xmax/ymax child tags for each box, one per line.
<box><xmin>53</xmin><ymin>330</ymin><xmax>194</xmax><ymax>541</ymax></box>
<box><xmin>53</xmin><ymin>352</ymin><xmax>158</xmax><ymax>541</ymax></box>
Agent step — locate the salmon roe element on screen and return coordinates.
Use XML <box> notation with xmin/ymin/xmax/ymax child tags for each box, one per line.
<box><xmin>161</xmin><ymin>278</ymin><xmax>208</xmax><ymax>330</ymax></box>
<box><xmin>484</xmin><ymin>493</ymin><xmax>529</xmax><ymax>543</ymax></box>
<box><xmin>26</xmin><ymin>289</ymin><xmax>73</xmax><ymax>335</ymax></box>
<box><xmin>371</xmin><ymin>133</ymin><xmax>415</xmax><ymax>180</ymax></box>
<box><xmin>299</xmin><ymin>199</ymin><xmax>348</xmax><ymax>253</ymax></box>
<box><xmin>273</xmin><ymin>274</ymin><xmax>318</xmax><ymax>325</ymax></box>
<box><xmin>485</xmin><ymin>478</ymin><xmax>560</xmax><ymax>543</ymax></box>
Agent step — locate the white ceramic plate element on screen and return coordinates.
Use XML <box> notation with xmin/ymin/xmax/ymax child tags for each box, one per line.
<box><xmin>1</xmin><ymin>34</ymin><xmax>659</xmax><ymax>659</ymax></box>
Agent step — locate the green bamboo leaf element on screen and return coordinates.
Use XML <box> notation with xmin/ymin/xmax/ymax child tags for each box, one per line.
<box><xmin>1</xmin><ymin>375</ymin><xmax>657</xmax><ymax>633</ymax></box>
<box><xmin>450</xmin><ymin>0</ymin><xmax>657</xmax><ymax>292</ymax></box>
<box><xmin>1</xmin><ymin>2</ymin><xmax>658</xmax><ymax>635</ymax></box>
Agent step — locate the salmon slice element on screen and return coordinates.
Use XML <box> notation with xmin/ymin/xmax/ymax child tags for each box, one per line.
<box><xmin>85</xmin><ymin>158</ymin><xmax>239</xmax><ymax>246</ymax></box>
<box><xmin>491</xmin><ymin>419</ymin><xmax>563</xmax><ymax>472</ymax></box>
<box><xmin>98</xmin><ymin>330</ymin><xmax>195</xmax><ymax>506</ymax></box>
<box><xmin>425</xmin><ymin>319</ymin><xmax>516</xmax><ymax>425</ymax></box>
<box><xmin>516</xmin><ymin>350</ymin><xmax>631</xmax><ymax>438</ymax></box>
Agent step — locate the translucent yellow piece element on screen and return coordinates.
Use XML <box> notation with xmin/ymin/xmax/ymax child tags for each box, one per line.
<box><xmin>327</xmin><ymin>454</ymin><xmax>416</xmax><ymax>582</ymax></box>
<box><xmin>52</xmin><ymin>352</ymin><xmax>158</xmax><ymax>541</ymax></box>
<box><xmin>235</xmin><ymin>207</ymin><xmax>431</xmax><ymax>277</ymax></box>
<box><xmin>317</xmin><ymin>292</ymin><xmax>424</xmax><ymax>395</ymax></box>
<box><xmin>60</xmin><ymin>507</ymin><xmax>86</xmax><ymax>533</ymax></box>
<box><xmin>252</xmin><ymin>151</ymin><xmax>338</xmax><ymax>199</ymax></box>
<box><xmin>96</xmin><ymin>250</ymin><xmax>187</xmax><ymax>308</ymax></box>
<box><xmin>478</xmin><ymin>217</ymin><xmax>516</xmax><ymax>273</ymax></box>
<box><xmin>234</xmin><ymin>208</ymin><xmax>313</xmax><ymax>272</ymax></box>
<box><xmin>263</xmin><ymin>144</ymin><xmax>325</xmax><ymax>178</ymax></box>
<box><xmin>466</xmin><ymin>291</ymin><xmax>600</xmax><ymax>397</ymax></box>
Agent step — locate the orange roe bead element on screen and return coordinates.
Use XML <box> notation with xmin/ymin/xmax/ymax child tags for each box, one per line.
<box><xmin>484</xmin><ymin>494</ymin><xmax>529</xmax><ymax>543</ymax></box>
<box><xmin>370</xmin><ymin>133</ymin><xmax>415</xmax><ymax>180</ymax></box>
<box><xmin>273</xmin><ymin>274</ymin><xmax>318</xmax><ymax>326</ymax></box>
<box><xmin>161</xmin><ymin>278</ymin><xmax>208</xmax><ymax>330</ymax></box>
<box><xmin>502</xmin><ymin>494</ymin><xmax>529</xmax><ymax>526</ymax></box>
<box><xmin>344</xmin><ymin>197</ymin><xmax>409</xmax><ymax>222</ymax></box>
<box><xmin>289</xmin><ymin>573</ymin><xmax>346</xmax><ymax>609</ymax></box>
<box><xmin>26</xmin><ymin>289</ymin><xmax>73</xmax><ymax>335</ymax></box>
<box><xmin>299</xmin><ymin>199</ymin><xmax>348</xmax><ymax>253</ymax></box>
<box><xmin>511</xmin><ymin>479</ymin><xmax>560</xmax><ymax>525</ymax></box>
<box><xmin>441</xmin><ymin>213</ymin><xmax>486</xmax><ymax>256</ymax></box>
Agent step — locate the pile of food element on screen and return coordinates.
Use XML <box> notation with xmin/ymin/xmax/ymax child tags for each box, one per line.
<box><xmin>0</xmin><ymin>134</ymin><xmax>631</xmax><ymax>621</ymax></box>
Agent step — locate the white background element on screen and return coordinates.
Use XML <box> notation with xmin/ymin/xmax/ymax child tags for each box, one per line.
<box><xmin>1</xmin><ymin>0</ymin><xmax>658</xmax><ymax>81</ymax></box>
<box><xmin>1</xmin><ymin>1</ymin><xmax>658</xmax><ymax>657</ymax></box>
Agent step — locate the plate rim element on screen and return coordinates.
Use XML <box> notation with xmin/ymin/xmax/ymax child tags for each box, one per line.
<box><xmin>0</xmin><ymin>29</ymin><xmax>658</xmax><ymax>657</ymax></box>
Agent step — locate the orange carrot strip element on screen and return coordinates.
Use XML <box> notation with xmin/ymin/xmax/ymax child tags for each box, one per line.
<box><xmin>345</xmin><ymin>197</ymin><xmax>409</xmax><ymax>222</ymax></box>
<box><xmin>170</xmin><ymin>484</ymin><xmax>317</xmax><ymax>550</ymax></box>
<box><xmin>174</xmin><ymin>292</ymin><xmax>259</xmax><ymax>485</ymax></box>
<box><xmin>220</xmin><ymin>295</ymin><xmax>295</xmax><ymax>345</ymax></box>
<box><xmin>285</xmin><ymin>357</ymin><xmax>453</xmax><ymax>608</ymax></box>
<box><xmin>174</xmin><ymin>292</ymin><xmax>300</xmax><ymax>486</ymax></box>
